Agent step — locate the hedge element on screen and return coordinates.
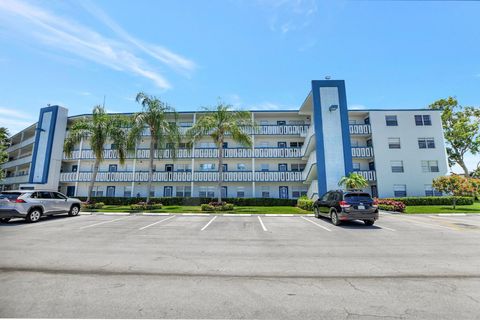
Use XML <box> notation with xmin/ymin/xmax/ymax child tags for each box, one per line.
<box><xmin>297</xmin><ymin>198</ymin><xmax>314</xmax><ymax>211</ymax></box>
<box><xmin>77</xmin><ymin>197</ymin><xmax>297</xmax><ymax>207</ymax></box>
<box><xmin>377</xmin><ymin>199</ymin><xmax>406</xmax><ymax>213</ymax></box>
<box><xmin>385</xmin><ymin>196</ymin><xmax>474</xmax><ymax>206</ymax></box>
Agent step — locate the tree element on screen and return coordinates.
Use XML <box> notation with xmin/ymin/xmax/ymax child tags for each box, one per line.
<box><xmin>127</xmin><ymin>92</ymin><xmax>181</xmax><ymax>204</ymax></box>
<box><xmin>432</xmin><ymin>175</ymin><xmax>476</xmax><ymax>209</ymax></box>
<box><xmin>338</xmin><ymin>172</ymin><xmax>369</xmax><ymax>190</ymax></box>
<box><xmin>429</xmin><ymin>97</ymin><xmax>480</xmax><ymax>176</ymax></box>
<box><xmin>64</xmin><ymin>106</ymin><xmax>128</xmax><ymax>202</ymax></box>
<box><xmin>186</xmin><ymin>103</ymin><xmax>255</xmax><ymax>203</ymax></box>
<box><xmin>0</xmin><ymin>127</ymin><xmax>9</xmax><ymax>181</ymax></box>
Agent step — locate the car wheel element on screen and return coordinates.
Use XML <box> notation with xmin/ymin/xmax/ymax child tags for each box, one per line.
<box><xmin>69</xmin><ymin>205</ymin><xmax>80</xmax><ymax>217</ymax></box>
<box><xmin>330</xmin><ymin>210</ymin><xmax>341</xmax><ymax>226</ymax></box>
<box><xmin>364</xmin><ymin>220</ymin><xmax>374</xmax><ymax>226</ymax></box>
<box><xmin>26</xmin><ymin>209</ymin><xmax>42</xmax><ymax>223</ymax></box>
<box><xmin>0</xmin><ymin>218</ymin><xmax>11</xmax><ymax>223</ymax></box>
<box><xmin>314</xmin><ymin>207</ymin><xmax>319</xmax><ymax>218</ymax></box>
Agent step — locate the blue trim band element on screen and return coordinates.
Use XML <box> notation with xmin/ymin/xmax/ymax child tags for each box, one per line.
<box><xmin>29</xmin><ymin>106</ymin><xmax>59</xmax><ymax>184</ymax></box>
<box><xmin>311</xmin><ymin>81</ymin><xmax>327</xmax><ymax>196</ymax></box>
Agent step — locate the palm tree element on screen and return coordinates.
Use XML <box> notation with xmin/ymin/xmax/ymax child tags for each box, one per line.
<box><xmin>187</xmin><ymin>103</ymin><xmax>255</xmax><ymax>203</ymax></box>
<box><xmin>127</xmin><ymin>92</ymin><xmax>181</xmax><ymax>204</ymax></box>
<box><xmin>338</xmin><ymin>172</ymin><xmax>369</xmax><ymax>190</ymax></box>
<box><xmin>64</xmin><ymin>106</ymin><xmax>128</xmax><ymax>202</ymax></box>
<box><xmin>0</xmin><ymin>127</ymin><xmax>10</xmax><ymax>181</ymax></box>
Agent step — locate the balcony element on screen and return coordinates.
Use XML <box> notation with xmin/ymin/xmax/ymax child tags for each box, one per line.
<box><xmin>6</xmin><ymin>136</ymin><xmax>35</xmax><ymax>153</ymax></box>
<box><xmin>63</xmin><ymin>147</ymin><xmax>303</xmax><ymax>160</ymax></box>
<box><xmin>349</xmin><ymin>124</ymin><xmax>371</xmax><ymax>135</ymax></box>
<box><xmin>59</xmin><ymin>170</ymin><xmax>303</xmax><ymax>183</ymax></box>
<box><xmin>1</xmin><ymin>174</ymin><xmax>29</xmax><ymax>185</ymax></box>
<box><xmin>355</xmin><ymin>170</ymin><xmax>376</xmax><ymax>181</ymax></box>
<box><xmin>138</xmin><ymin>125</ymin><xmax>310</xmax><ymax>137</ymax></box>
<box><xmin>351</xmin><ymin>146</ymin><xmax>374</xmax><ymax>158</ymax></box>
<box><xmin>0</xmin><ymin>155</ymin><xmax>32</xmax><ymax>169</ymax></box>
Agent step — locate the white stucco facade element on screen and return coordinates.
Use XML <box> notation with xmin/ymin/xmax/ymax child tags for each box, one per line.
<box><xmin>0</xmin><ymin>80</ymin><xmax>448</xmax><ymax>199</ymax></box>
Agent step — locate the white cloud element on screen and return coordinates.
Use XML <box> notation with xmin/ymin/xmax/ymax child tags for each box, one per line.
<box><xmin>79</xmin><ymin>0</ymin><xmax>196</xmax><ymax>75</ymax></box>
<box><xmin>251</xmin><ymin>102</ymin><xmax>293</xmax><ymax>110</ymax></box>
<box><xmin>0</xmin><ymin>107</ymin><xmax>36</xmax><ymax>134</ymax></box>
<box><xmin>0</xmin><ymin>107</ymin><xmax>36</xmax><ymax>121</ymax></box>
<box><xmin>0</xmin><ymin>0</ymin><xmax>195</xmax><ymax>90</ymax></box>
<box><xmin>257</xmin><ymin>0</ymin><xmax>318</xmax><ymax>33</ymax></box>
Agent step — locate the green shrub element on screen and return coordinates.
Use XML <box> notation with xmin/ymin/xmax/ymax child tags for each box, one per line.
<box><xmin>81</xmin><ymin>202</ymin><xmax>104</xmax><ymax>210</ymax></box>
<box><xmin>130</xmin><ymin>202</ymin><xmax>162</xmax><ymax>211</ymax></box>
<box><xmin>386</xmin><ymin>196</ymin><xmax>474</xmax><ymax>206</ymax></box>
<box><xmin>377</xmin><ymin>204</ymin><xmax>395</xmax><ymax>212</ymax></box>
<box><xmin>201</xmin><ymin>202</ymin><xmax>235</xmax><ymax>212</ymax></box>
<box><xmin>297</xmin><ymin>198</ymin><xmax>314</xmax><ymax>211</ymax></box>
<box><xmin>78</xmin><ymin>196</ymin><xmax>297</xmax><ymax>206</ymax></box>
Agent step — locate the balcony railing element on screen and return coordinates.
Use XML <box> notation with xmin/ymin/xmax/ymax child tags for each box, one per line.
<box><xmin>0</xmin><ymin>155</ymin><xmax>32</xmax><ymax>169</ymax></box>
<box><xmin>349</xmin><ymin>124</ymin><xmax>371</xmax><ymax>135</ymax></box>
<box><xmin>355</xmin><ymin>170</ymin><xmax>376</xmax><ymax>181</ymax></box>
<box><xmin>351</xmin><ymin>146</ymin><xmax>374</xmax><ymax>158</ymax></box>
<box><xmin>59</xmin><ymin>170</ymin><xmax>303</xmax><ymax>183</ymax></box>
<box><xmin>63</xmin><ymin>147</ymin><xmax>303</xmax><ymax>160</ymax></box>
<box><xmin>1</xmin><ymin>174</ymin><xmax>30</xmax><ymax>185</ymax></box>
<box><xmin>140</xmin><ymin>125</ymin><xmax>309</xmax><ymax>136</ymax></box>
<box><xmin>6</xmin><ymin>136</ymin><xmax>35</xmax><ymax>153</ymax></box>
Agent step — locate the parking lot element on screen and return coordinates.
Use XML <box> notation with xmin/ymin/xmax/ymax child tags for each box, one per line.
<box><xmin>1</xmin><ymin>212</ymin><xmax>480</xmax><ymax>319</ymax></box>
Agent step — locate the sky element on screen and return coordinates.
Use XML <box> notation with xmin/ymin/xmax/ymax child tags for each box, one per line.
<box><xmin>0</xmin><ymin>0</ymin><xmax>478</xmax><ymax>172</ymax></box>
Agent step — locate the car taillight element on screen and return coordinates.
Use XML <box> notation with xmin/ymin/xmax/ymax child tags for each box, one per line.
<box><xmin>15</xmin><ymin>199</ymin><xmax>26</xmax><ymax>203</ymax></box>
<box><xmin>373</xmin><ymin>199</ymin><xmax>378</xmax><ymax>207</ymax></box>
<box><xmin>339</xmin><ymin>200</ymin><xmax>350</xmax><ymax>208</ymax></box>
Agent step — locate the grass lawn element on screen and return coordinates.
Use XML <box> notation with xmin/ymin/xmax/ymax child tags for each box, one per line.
<box><xmin>88</xmin><ymin>205</ymin><xmax>311</xmax><ymax>215</ymax></box>
<box><xmin>405</xmin><ymin>201</ymin><xmax>480</xmax><ymax>214</ymax></box>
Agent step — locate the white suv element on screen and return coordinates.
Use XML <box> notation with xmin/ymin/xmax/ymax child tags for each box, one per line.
<box><xmin>0</xmin><ymin>190</ymin><xmax>82</xmax><ymax>223</ymax></box>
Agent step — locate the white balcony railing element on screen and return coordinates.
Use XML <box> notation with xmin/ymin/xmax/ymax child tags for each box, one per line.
<box><xmin>1</xmin><ymin>174</ymin><xmax>29</xmax><ymax>185</ymax></box>
<box><xmin>355</xmin><ymin>170</ymin><xmax>376</xmax><ymax>181</ymax></box>
<box><xmin>59</xmin><ymin>171</ymin><xmax>303</xmax><ymax>183</ymax></box>
<box><xmin>349</xmin><ymin>124</ymin><xmax>371</xmax><ymax>135</ymax></box>
<box><xmin>6</xmin><ymin>136</ymin><xmax>35</xmax><ymax>153</ymax></box>
<box><xmin>0</xmin><ymin>155</ymin><xmax>32</xmax><ymax>169</ymax></box>
<box><xmin>351</xmin><ymin>147</ymin><xmax>374</xmax><ymax>158</ymax></box>
<box><xmin>140</xmin><ymin>125</ymin><xmax>309</xmax><ymax>136</ymax></box>
<box><xmin>63</xmin><ymin>147</ymin><xmax>303</xmax><ymax>160</ymax></box>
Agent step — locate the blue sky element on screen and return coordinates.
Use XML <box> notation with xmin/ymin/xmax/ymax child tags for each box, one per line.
<box><xmin>0</xmin><ymin>0</ymin><xmax>478</xmax><ymax>170</ymax></box>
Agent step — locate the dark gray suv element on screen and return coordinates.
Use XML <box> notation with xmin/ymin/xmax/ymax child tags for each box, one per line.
<box><xmin>314</xmin><ymin>190</ymin><xmax>379</xmax><ymax>226</ymax></box>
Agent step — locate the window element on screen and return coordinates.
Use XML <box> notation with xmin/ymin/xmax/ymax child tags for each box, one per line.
<box><xmin>222</xmin><ymin>164</ymin><xmax>228</xmax><ymax>172</ymax></box>
<box><xmin>149</xmin><ymin>190</ymin><xmax>155</xmax><ymax>197</ymax></box>
<box><xmin>415</xmin><ymin>115</ymin><xmax>432</xmax><ymax>126</ymax></box>
<box><xmin>165</xmin><ymin>164</ymin><xmax>174</xmax><ymax>172</ymax></box>
<box><xmin>164</xmin><ymin>186</ymin><xmax>173</xmax><ymax>197</ymax></box>
<box><xmin>200</xmin><ymin>163</ymin><xmax>215</xmax><ymax>171</ymax></box>
<box><xmin>385</xmin><ymin>115</ymin><xmax>398</xmax><ymax>126</ymax></box>
<box><xmin>111</xmin><ymin>143</ymin><xmax>117</xmax><ymax>150</ymax></box>
<box><xmin>52</xmin><ymin>192</ymin><xmax>67</xmax><ymax>199</ymax></box>
<box><xmin>106</xmin><ymin>186</ymin><xmax>115</xmax><ymax>197</ymax></box>
<box><xmin>279</xmin><ymin>186</ymin><xmax>289</xmax><ymax>199</ymax></box>
<box><xmin>393</xmin><ymin>185</ymin><xmax>407</xmax><ymax>197</ymax></box>
<box><xmin>388</xmin><ymin>138</ymin><xmax>401</xmax><ymax>149</ymax></box>
<box><xmin>418</xmin><ymin>138</ymin><xmax>435</xmax><ymax>149</ymax></box>
<box><xmin>422</xmin><ymin>160</ymin><xmax>439</xmax><ymax>173</ymax></box>
<box><xmin>260</xmin><ymin>120</ymin><xmax>269</xmax><ymax>126</ymax></box>
<box><xmin>278</xmin><ymin>163</ymin><xmax>288</xmax><ymax>172</ymax></box>
<box><xmin>290</xmin><ymin>142</ymin><xmax>304</xmax><ymax>148</ymax></box>
<box><xmin>277</xmin><ymin>142</ymin><xmax>287</xmax><ymax>148</ymax></box>
<box><xmin>260</xmin><ymin>164</ymin><xmax>269</xmax><ymax>172</ymax></box>
<box><xmin>292</xmin><ymin>187</ymin><xmax>307</xmax><ymax>198</ymax></box>
<box><xmin>369</xmin><ymin>161</ymin><xmax>375</xmax><ymax>170</ymax></box>
<box><xmin>91</xmin><ymin>187</ymin><xmax>103</xmax><ymax>197</ymax></box>
<box><xmin>72</xmin><ymin>165</ymin><xmax>78</xmax><ymax>172</ymax></box>
<box><xmin>425</xmin><ymin>184</ymin><xmax>442</xmax><ymax>197</ymax></box>
<box><xmin>222</xmin><ymin>142</ymin><xmax>228</xmax><ymax>149</ymax></box>
<box><xmin>291</xmin><ymin>163</ymin><xmax>306</xmax><ymax>172</ymax></box>
<box><xmin>352</xmin><ymin>163</ymin><xmax>361</xmax><ymax>171</ymax></box>
<box><xmin>390</xmin><ymin>160</ymin><xmax>404</xmax><ymax>173</ymax></box>
<box><xmin>366</xmin><ymin>139</ymin><xmax>373</xmax><ymax>147</ymax></box>
<box><xmin>37</xmin><ymin>191</ymin><xmax>52</xmax><ymax>199</ymax></box>
<box><xmin>237</xmin><ymin>187</ymin><xmax>245</xmax><ymax>198</ymax></box>
<box><xmin>108</xmin><ymin>164</ymin><xmax>117</xmax><ymax>172</ymax></box>
<box><xmin>237</xmin><ymin>163</ymin><xmax>247</xmax><ymax>171</ymax></box>
<box><xmin>364</xmin><ymin>117</ymin><xmax>370</xmax><ymax>125</ymax></box>
<box><xmin>124</xmin><ymin>187</ymin><xmax>132</xmax><ymax>197</ymax></box>
<box><xmin>199</xmin><ymin>187</ymin><xmax>215</xmax><ymax>198</ymax></box>
<box><xmin>177</xmin><ymin>164</ymin><xmax>191</xmax><ymax>172</ymax></box>
<box><xmin>261</xmin><ymin>186</ymin><xmax>270</xmax><ymax>198</ymax></box>
<box><xmin>277</xmin><ymin>120</ymin><xmax>286</xmax><ymax>125</ymax></box>
<box><xmin>176</xmin><ymin>186</ymin><xmax>191</xmax><ymax>197</ymax></box>
<box><xmin>221</xmin><ymin>186</ymin><xmax>227</xmax><ymax>198</ymax></box>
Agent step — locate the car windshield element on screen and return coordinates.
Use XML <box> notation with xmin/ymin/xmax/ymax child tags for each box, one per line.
<box><xmin>344</xmin><ymin>193</ymin><xmax>372</xmax><ymax>202</ymax></box>
<box><xmin>0</xmin><ymin>192</ymin><xmax>23</xmax><ymax>200</ymax></box>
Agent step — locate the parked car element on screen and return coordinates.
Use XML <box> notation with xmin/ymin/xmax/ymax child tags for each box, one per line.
<box><xmin>0</xmin><ymin>190</ymin><xmax>81</xmax><ymax>223</ymax></box>
<box><xmin>314</xmin><ymin>190</ymin><xmax>378</xmax><ymax>226</ymax></box>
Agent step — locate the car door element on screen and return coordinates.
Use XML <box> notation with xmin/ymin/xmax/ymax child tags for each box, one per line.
<box><xmin>52</xmin><ymin>192</ymin><xmax>69</xmax><ymax>212</ymax></box>
<box><xmin>37</xmin><ymin>191</ymin><xmax>55</xmax><ymax>213</ymax></box>
<box><xmin>317</xmin><ymin>192</ymin><xmax>330</xmax><ymax>215</ymax></box>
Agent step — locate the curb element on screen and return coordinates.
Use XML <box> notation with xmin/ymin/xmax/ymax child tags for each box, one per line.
<box><xmin>80</xmin><ymin>212</ymin><xmax>315</xmax><ymax>217</ymax></box>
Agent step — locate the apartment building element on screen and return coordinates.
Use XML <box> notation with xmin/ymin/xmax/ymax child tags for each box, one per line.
<box><xmin>0</xmin><ymin>80</ymin><xmax>448</xmax><ymax>199</ymax></box>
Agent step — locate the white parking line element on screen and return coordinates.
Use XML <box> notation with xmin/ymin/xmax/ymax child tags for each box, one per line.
<box><xmin>19</xmin><ymin>216</ymin><xmax>88</xmax><ymax>229</ymax></box>
<box><xmin>375</xmin><ymin>224</ymin><xmax>396</xmax><ymax>231</ymax></box>
<box><xmin>257</xmin><ymin>216</ymin><xmax>268</xmax><ymax>231</ymax></box>
<box><xmin>300</xmin><ymin>216</ymin><xmax>332</xmax><ymax>232</ymax></box>
<box><xmin>79</xmin><ymin>217</ymin><xmax>130</xmax><ymax>230</ymax></box>
<box><xmin>390</xmin><ymin>216</ymin><xmax>458</xmax><ymax>231</ymax></box>
<box><xmin>201</xmin><ymin>216</ymin><xmax>217</xmax><ymax>231</ymax></box>
<box><xmin>138</xmin><ymin>216</ymin><xmax>175</xmax><ymax>230</ymax></box>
